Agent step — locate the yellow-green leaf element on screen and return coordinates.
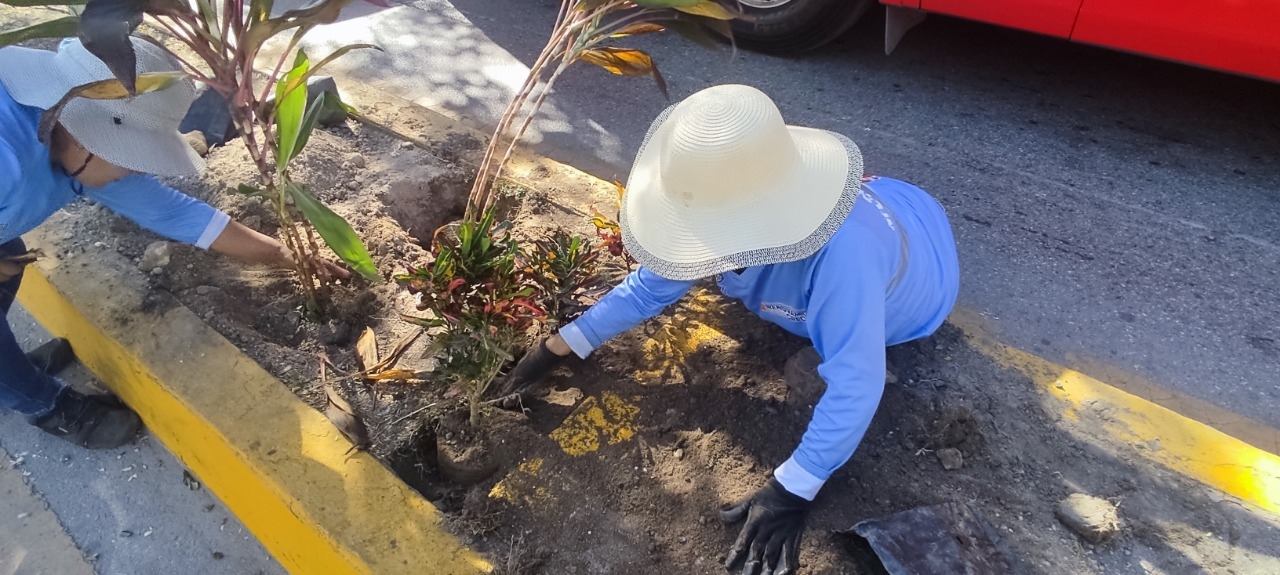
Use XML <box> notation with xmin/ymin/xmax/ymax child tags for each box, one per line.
<box><xmin>610</xmin><ymin>22</ymin><xmax>665</xmax><ymax>38</ymax></box>
<box><xmin>274</xmin><ymin>50</ymin><xmax>310</xmax><ymax>172</ymax></box>
<box><xmin>37</xmin><ymin>72</ymin><xmax>188</xmax><ymax>143</ymax></box>
<box><xmin>675</xmin><ymin>1</ymin><xmax>737</xmax><ymax>20</ymax></box>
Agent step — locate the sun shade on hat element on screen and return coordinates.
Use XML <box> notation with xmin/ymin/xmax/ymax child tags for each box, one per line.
<box><xmin>0</xmin><ymin>37</ymin><xmax>203</xmax><ymax>177</ymax></box>
<box><xmin>619</xmin><ymin>84</ymin><xmax>863</xmax><ymax>281</ymax></box>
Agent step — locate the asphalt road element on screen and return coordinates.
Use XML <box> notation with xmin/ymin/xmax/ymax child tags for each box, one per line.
<box><xmin>421</xmin><ymin>0</ymin><xmax>1280</xmax><ymax>430</ymax></box>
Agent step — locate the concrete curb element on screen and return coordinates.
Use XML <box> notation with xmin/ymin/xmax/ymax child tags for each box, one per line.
<box><xmin>16</xmin><ymin>235</ymin><xmax>489</xmax><ymax>575</ymax></box>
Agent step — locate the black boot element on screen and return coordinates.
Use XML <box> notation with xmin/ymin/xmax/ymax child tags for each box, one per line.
<box><xmin>25</xmin><ymin>338</ymin><xmax>74</xmax><ymax>375</ymax></box>
<box><xmin>34</xmin><ymin>389</ymin><xmax>143</xmax><ymax>450</ymax></box>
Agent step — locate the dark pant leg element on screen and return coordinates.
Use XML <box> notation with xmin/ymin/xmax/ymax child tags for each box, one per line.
<box><xmin>0</xmin><ymin>238</ymin><xmax>63</xmax><ymax>420</ymax></box>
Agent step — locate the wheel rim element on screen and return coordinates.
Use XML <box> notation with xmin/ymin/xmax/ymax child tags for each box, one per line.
<box><xmin>738</xmin><ymin>0</ymin><xmax>797</xmax><ymax>8</ymax></box>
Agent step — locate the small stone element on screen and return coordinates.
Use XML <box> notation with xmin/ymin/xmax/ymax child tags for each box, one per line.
<box><xmin>784</xmin><ymin>347</ymin><xmax>824</xmax><ymax>406</ymax></box>
<box><xmin>698</xmin><ymin>516</ymin><xmax>707</xmax><ymax>525</ymax></box>
<box><xmin>93</xmin><ymin>241</ymin><xmax>105</xmax><ymax>248</ymax></box>
<box><xmin>346</xmin><ymin>181</ymin><xmax>360</xmax><ymax>191</ymax></box>
<box><xmin>936</xmin><ymin>448</ymin><xmax>964</xmax><ymax>470</ymax></box>
<box><xmin>399</xmin><ymin>140</ymin><xmax>414</xmax><ymax>150</ymax></box>
<box><xmin>183</xmin><ymin>130</ymin><xmax>209</xmax><ymax>157</ymax></box>
<box><xmin>885</xmin><ymin>369</ymin><xmax>899</xmax><ymax>385</ymax></box>
<box><xmin>150</xmin><ymin>267</ymin><xmax>164</xmax><ymax>276</ymax></box>
<box><xmin>345</xmin><ymin>152</ymin><xmax>366</xmax><ymax>169</ymax></box>
<box><xmin>139</xmin><ymin>241</ymin><xmax>172</xmax><ymax>271</ymax></box>
<box><xmin>678</xmin><ymin>536</ymin><xmax>687</xmax><ymax>544</ymax></box>
<box><xmin>1056</xmin><ymin>493</ymin><xmax>1121</xmax><ymax>543</ymax></box>
<box><xmin>212</xmin><ymin>551</ymin><xmax>224</xmax><ymax>560</ymax></box>
<box><xmin>673</xmin><ymin>448</ymin><xmax>684</xmax><ymax>461</ymax></box>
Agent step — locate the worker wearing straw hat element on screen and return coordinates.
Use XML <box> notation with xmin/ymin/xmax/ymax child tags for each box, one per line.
<box><xmin>0</xmin><ymin>37</ymin><xmax>348</xmax><ymax>450</ymax></box>
<box><xmin>501</xmin><ymin>84</ymin><xmax>960</xmax><ymax>575</ymax></box>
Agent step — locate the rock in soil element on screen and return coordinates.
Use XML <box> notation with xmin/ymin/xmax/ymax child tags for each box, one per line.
<box><xmin>139</xmin><ymin>241</ymin><xmax>172</xmax><ymax>271</ymax></box>
<box><xmin>936</xmin><ymin>447</ymin><xmax>964</xmax><ymax>470</ymax></box>
<box><xmin>783</xmin><ymin>347</ymin><xmax>824</xmax><ymax>406</ymax></box>
<box><xmin>1056</xmin><ymin>493</ymin><xmax>1122</xmax><ymax>543</ymax></box>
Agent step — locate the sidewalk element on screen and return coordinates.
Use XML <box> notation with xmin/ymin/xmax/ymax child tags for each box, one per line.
<box><xmin>0</xmin><ymin>304</ymin><xmax>283</xmax><ymax>575</ymax></box>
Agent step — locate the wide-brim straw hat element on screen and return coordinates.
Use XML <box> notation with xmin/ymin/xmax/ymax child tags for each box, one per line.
<box><xmin>0</xmin><ymin>37</ymin><xmax>202</xmax><ymax>177</ymax></box>
<box><xmin>620</xmin><ymin>84</ymin><xmax>863</xmax><ymax>281</ymax></box>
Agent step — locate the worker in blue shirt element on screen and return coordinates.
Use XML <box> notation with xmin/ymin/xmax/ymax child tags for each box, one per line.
<box><xmin>499</xmin><ymin>84</ymin><xmax>960</xmax><ymax>575</ymax></box>
<box><xmin>0</xmin><ymin>38</ymin><xmax>347</xmax><ymax>450</ymax></box>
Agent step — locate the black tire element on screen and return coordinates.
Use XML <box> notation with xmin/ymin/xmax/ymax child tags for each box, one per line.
<box><xmin>730</xmin><ymin>0</ymin><xmax>875</xmax><ymax>55</ymax></box>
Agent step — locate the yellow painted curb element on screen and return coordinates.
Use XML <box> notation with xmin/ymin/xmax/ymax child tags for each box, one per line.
<box><xmin>952</xmin><ymin>310</ymin><xmax>1280</xmax><ymax>515</ymax></box>
<box><xmin>16</xmin><ymin>229</ymin><xmax>490</xmax><ymax>575</ymax></box>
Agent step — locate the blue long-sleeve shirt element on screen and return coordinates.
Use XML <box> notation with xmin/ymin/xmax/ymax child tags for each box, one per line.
<box><xmin>0</xmin><ymin>82</ymin><xmax>228</xmax><ymax>247</ymax></box>
<box><xmin>560</xmin><ymin>176</ymin><xmax>960</xmax><ymax>499</ymax></box>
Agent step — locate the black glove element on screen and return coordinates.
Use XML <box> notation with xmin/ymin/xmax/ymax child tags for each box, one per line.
<box><xmin>721</xmin><ymin>478</ymin><xmax>812</xmax><ymax>575</ymax></box>
<box><xmin>494</xmin><ymin>338</ymin><xmax>570</xmax><ymax>404</ymax></box>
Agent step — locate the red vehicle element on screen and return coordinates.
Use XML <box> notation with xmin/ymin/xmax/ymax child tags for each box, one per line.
<box><xmin>731</xmin><ymin>0</ymin><xmax>1280</xmax><ymax>82</ymax></box>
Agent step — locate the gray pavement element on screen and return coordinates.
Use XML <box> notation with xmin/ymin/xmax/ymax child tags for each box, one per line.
<box><xmin>0</xmin><ymin>304</ymin><xmax>283</xmax><ymax>575</ymax></box>
<box><xmin>292</xmin><ymin>0</ymin><xmax>1280</xmax><ymax>430</ymax></box>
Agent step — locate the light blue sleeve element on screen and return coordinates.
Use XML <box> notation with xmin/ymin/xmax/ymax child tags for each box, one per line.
<box><xmin>84</xmin><ymin>175</ymin><xmax>230</xmax><ymax>249</ymax></box>
<box><xmin>774</xmin><ymin>249</ymin><xmax>888</xmax><ymax>501</ymax></box>
<box><xmin>558</xmin><ymin>267</ymin><xmax>696</xmax><ymax>358</ymax></box>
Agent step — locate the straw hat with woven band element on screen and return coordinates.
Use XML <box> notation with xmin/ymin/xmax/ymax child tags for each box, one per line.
<box><xmin>621</xmin><ymin>84</ymin><xmax>863</xmax><ymax>281</ymax></box>
<box><xmin>0</xmin><ymin>37</ymin><xmax>202</xmax><ymax>177</ymax></box>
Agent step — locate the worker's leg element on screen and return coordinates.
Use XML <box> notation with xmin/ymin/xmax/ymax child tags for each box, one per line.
<box><xmin>0</xmin><ymin>238</ymin><xmax>65</xmax><ymax>421</ymax></box>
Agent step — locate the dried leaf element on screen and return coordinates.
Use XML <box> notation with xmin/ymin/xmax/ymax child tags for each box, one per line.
<box><xmin>355</xmin><ymin>327</ymin><xmax>379</xmax><ymax>373</ymax></box>
<box><xmin>576</xmin><ymin>48</ymin><xmax>668</xmax><ymax>98</ymax></box>
<box><xmin>367</xmin><ymin>328</ymin><xmax>424</xmax><ymax>374</ymax></box>
<box><xmin>323</xmin><ymin>384</ymin><xmax>369</xmax><ymax>450</ymax></box>
<box><xmin>367</xmin><ymin>369</ymin><xmax>420</xmax><ymax>382</ymax></box>
<box><xmin>544</xmin><ymin>387</ymin><xmax>584</xmax><ymax>407</ymax></box>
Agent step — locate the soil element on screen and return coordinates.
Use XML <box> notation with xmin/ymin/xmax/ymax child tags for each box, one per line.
<box><xmin>44</xmin><ymin>115</ymin><xmax>1280</xmax><ymax>575</ymax></box>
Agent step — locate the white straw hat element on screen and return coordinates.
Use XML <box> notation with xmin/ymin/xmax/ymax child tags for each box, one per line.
<box><xmin>620</xmin><ymin>84</ymin><xmax>863</xmax><ymax>280</ymax></box>
<box><xmin>0</xmin><ymin>37</ymin><xmax>203</xmax><ymax>177</ymax></box>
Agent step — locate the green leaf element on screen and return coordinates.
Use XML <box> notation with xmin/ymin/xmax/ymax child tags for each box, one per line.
<box><xmin>286</xmin><ymin>184</ymin><xmax>379</xmax><ymax>282</ymax></box>
<box><xmin>237</xmin><ymin>184</ymin><xmax>264</xmax><ymax>196</ymax></box>
<box><xmin>274</xmin><ymin>49</ymin><xmax>310</xmax><ymax>172</ymax></box>
<box><xmin>0</xmin><ymin>16</ymin><xmax>80</xmax><ymax>48</ymax></box>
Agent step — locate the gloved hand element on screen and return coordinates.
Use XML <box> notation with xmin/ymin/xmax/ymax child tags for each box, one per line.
<box><xmin>721</xmin><ymin>478</ymin><xmax>812</xmax><ymax>575</ymax></box>
<box><xmin>493</xmin><ymin>337</ymin><xmax>571</xmax><ymax>407</ymax></box>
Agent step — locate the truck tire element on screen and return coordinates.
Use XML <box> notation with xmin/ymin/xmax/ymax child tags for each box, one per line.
<box><xmin>731</xmin><ymin>0</ymin><xmax>875</xmax><ymax>55</ymax></box>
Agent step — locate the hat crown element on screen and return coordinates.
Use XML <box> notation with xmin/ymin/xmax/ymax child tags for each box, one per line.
<box><xmin>658</xmin><ymin>85</ymin><xmax>800</xmax><ymax>209</ymax></box>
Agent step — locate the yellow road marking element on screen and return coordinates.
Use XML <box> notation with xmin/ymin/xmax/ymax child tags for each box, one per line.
<box><xmin>954</xmin><ymin>312</ymin><xmax>1280</xmax><ymax>515</ymax></box>
<box><xmin>549</xmin><ymin>392</ymin><xmax>640</xmax><ymax>456</ymax></box>
<box><xmin>489</xmin><ymin>458</ymin><xmax>550</xmax><ymax>505</ymax></box>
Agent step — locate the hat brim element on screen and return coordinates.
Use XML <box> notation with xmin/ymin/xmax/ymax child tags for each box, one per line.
<box><xmin>620</xmin><ymin>108</ymin><xmax>863</xmax><ymax>281</ymax></box>
<box><xmin>61</xmin><ymin>98</ymin><xmax>204</xmax><ymax>177</ymax></box>
<box><xmin>1</xmin><ymin>45</ymin><xmax>203</xmax><ymax>177</ymax></box>
<box><xmin>0</xmin><ymin>45</ymin><xmax>89</xmax><ymax>109</ymax></box>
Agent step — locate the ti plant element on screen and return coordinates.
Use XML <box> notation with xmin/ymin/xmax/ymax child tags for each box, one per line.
<box><xmin>526</xmin><ymin>228</ymin><xmax>608</xmax><ymax>327</ymax></box>
<box><xmin>464</xmin><ymin>0</ymin><xmax>737</xmax><ymax>222</ymax></box>
<box><xmin>398</xmin><ymin>207</ymin><xmax>546</xmax><ymax>427</ymax></box>
<box><xmin>1</xmin><ymin>0</ymin><xmax>381</xmax><ymax>310</ymax></box>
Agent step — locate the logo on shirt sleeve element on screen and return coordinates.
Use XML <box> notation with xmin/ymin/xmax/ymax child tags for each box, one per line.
<box><xmin>759</xmin><ymin>302</ymin><xmax>806</xmax><ymax>322</ymax></box>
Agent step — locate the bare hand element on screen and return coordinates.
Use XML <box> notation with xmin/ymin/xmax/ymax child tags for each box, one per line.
<box><xmin>312</xmin><ymin>255</ymin><xmax>353</xmax><ymax>285</ymax></box>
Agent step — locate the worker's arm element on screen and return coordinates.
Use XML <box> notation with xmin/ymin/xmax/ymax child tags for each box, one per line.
<box><xmin>556</xmin><ymin>266</ymin><xmax>696</xmax><ymax>358</ymax></box>
<box><xmin>773</xmin><ymin>251</ymin><xmax>889</xmax><ymax>501</ymax></box>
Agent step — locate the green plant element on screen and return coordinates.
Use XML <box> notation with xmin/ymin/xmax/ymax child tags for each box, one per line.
<box><xmin>589</xmin><ymin>180</ymin><xmax>635</xmax><ymax>277</ymax></box>
<box><xmin>527</xmin><ymin>228</ymin><xmax>608</xmax><ymax>327</ymax></box>
<box><xmin>398</xmin><ymin>208</ymin><xmax>545</xmax><ymax>426</ymax></box>
<box><xmin>464</xmin><ymin>0</ymin><xmax>737</xmax><ymax>222</ymax></box>
<box><xmin>1</xmin><ymin>0</ymin><xmax>381</xmax><ymax>310</ymax></box>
